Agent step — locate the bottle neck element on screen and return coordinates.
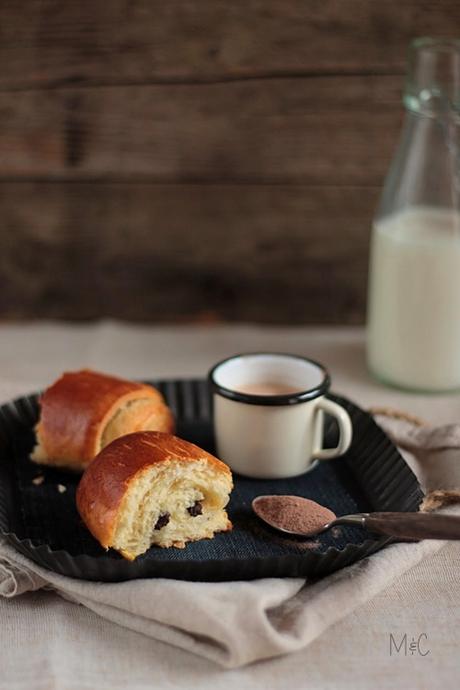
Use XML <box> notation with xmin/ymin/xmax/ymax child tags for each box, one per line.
<box><xmin>404</xmin><ymin>91</ymin><xmax>460</xmax><ymax>125</ymax></box>
<box><xmin>377</xmin><ymin>38</ymin><xmax>460</xmax><ymax>221</ymax></box>
<box><xmin>404</xmin><ymin>38</ymin><xmax>460</xmax><ymax>124</ymax></box>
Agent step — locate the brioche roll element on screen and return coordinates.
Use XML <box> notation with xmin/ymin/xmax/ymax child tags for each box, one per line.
<box><xmin>76</xmin><ymin>431</ymin><xmax>233</xmax><ymax>559</ymax></box>
<box><xmin>32</xmin><ymin>369</ymin><xmax>174</xmax><ymax>471</ymax></box>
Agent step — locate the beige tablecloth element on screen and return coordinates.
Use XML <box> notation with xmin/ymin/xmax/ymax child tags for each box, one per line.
<box><xmin>1</xmin><ymin>322</ymin><xmax>459</xmax><ymax>689</ymax></box>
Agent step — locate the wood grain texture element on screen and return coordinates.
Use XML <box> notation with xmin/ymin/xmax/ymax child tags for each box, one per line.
<box><xmin>0</xmin><ymin>1</ymin><xmax>458</xmax><ymax>323</ymax></box>
<box><xmin>1</xmin><ymin>1</ymin><xmax>459</xmax><ymax>89</ymax></box>
<box><xmin>0</xmin><ymin>75</ymin><xmax>400</xmax><ymax>183</ymax></box>
<box><xmin>0</xmin><ymin>183</ymin><xmax>375</xmax><ymax>323</ymax></box>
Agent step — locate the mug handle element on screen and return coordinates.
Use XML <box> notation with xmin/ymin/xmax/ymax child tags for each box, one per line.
<box><xmin>313</xmin><ymin>398</ymin><xmax>353</xmax><ymax>460</ymax></box>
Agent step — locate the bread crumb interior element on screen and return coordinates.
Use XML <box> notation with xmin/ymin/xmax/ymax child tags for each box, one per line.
<box><xmin>112</xmin><ymin>458</ymin><xmax>231</xmax><ymax>557</ymax></box>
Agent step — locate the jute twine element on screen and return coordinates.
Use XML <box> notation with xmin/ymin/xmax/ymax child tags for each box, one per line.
<box><xmin>369</xmin><ymin>406</ymin><xmax>460</xmax><ymax>512</ymax></box>
<box><xmin>368</xmin><ymin>406</ymin><xmax>427</xmax><ymax>428</ymax></box>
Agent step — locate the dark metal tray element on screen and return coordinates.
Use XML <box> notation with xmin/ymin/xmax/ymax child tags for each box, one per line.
<box><xmin>0</xmin><ymin>379</ymin><xmax>424</xmax><ymax>581</ymax></box>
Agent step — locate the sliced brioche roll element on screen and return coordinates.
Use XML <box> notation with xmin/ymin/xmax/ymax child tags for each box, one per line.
<box><xmin>32</xmin><ymin>369</ymin><xmax>174</xmax><ymax>471</ymax></box>
<box><xmin>76</xmin><ymin>431</ymin><xmax>233</xmax><ymax>559</ymax></box>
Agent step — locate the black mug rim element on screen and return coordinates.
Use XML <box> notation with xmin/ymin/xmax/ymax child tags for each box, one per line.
<box><xmin>208</xmin><ymin>352</ymin><xmax>330</xmax><ymax>406</ymax></box>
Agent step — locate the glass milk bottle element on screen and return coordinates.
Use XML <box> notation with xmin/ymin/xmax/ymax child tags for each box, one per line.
<box><xmin>367</xmin><ymin>38</ymin><xmax>460</xmax><ymax>391</ymax></box>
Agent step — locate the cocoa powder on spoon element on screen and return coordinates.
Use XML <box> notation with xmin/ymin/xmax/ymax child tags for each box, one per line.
<box><xmin>253</xmin><ymin>495</ymin><xmax>336</xmax><ymax>536</ymax></box>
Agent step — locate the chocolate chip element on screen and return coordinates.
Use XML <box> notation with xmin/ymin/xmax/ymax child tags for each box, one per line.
<box><xmin>187</xmin><ymin>500</ymin><xmax>203</xmax><ymax>517</ymax></box>
<box><xmin>154</xmin><ymin>513</ymin><xmax>170</xmax><ymax>530</ymax></box>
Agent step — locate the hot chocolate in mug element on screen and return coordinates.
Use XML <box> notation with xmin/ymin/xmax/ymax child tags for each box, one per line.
<box><xmin>208</xmin><ymin>353</ymin><xmax>353</xmax><ymax>479</ymax></box>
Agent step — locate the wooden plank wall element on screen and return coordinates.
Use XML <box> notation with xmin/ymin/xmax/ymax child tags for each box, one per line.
<box><xmin>0</xmin><ymin>1</ymin><xmax>458</xmax><ymax>323</ymax></box>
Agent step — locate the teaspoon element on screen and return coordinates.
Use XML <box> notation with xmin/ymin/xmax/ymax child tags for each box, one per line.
<box><xmin>252</xmin><ymin>495</ymin><xmax>460</xmax><ymax>540</ymax></box>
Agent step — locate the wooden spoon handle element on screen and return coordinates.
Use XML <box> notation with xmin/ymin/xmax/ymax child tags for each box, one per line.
<box><xmin>364</xmin><ymin>512</ymin><xmax>460</xmax><ymax>540</ymax></box>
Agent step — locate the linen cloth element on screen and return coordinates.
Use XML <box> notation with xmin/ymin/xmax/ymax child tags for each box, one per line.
<box><xmin>0</xmin><ymin>534</ymin><xmax>450</xmax><ymax>668</ymax></box>
<box><xmin>1</xmin><ymin>324</ymin><xmax>459</xmax><ymax>669</ymax></box>
<box><xmin>1</xmin><ymin>323</ymin><xmax>459</xmax><ymax>688</ymax></box>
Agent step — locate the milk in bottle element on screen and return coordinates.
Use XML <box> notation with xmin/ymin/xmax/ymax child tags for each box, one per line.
<box><xmin>368</xmin><ymin>206</ymin><xmax>460</xmax><ymax>389</ymax></box>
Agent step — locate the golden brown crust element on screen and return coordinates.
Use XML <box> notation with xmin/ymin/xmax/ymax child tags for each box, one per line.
<box><xmin>76</xmin><ymin>431</ymin><xmax>232</xmax><ymax>550</ymax></box>
<box><xmin>35</xmin><ymin>369</ymin><xmax>174</xmax><ymax>468</ymax></box>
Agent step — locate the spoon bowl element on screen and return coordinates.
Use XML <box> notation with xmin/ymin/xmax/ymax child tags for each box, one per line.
<box><xmin>252</xmin><ymin>495</ymin><xmax>367</xmax><ymax>537</ymax></box>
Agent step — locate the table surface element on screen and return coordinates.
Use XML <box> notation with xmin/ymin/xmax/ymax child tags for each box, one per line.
<box><xmin>1</xmin><ymin>322</ymin><xmax>459</xmax><ymax>690</ymax></box>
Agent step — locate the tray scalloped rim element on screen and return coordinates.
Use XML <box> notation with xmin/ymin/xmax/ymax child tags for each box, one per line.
<box><xmin>2</xmin><ymin>528</ymin><xmax>393</xmax><ymax>580</ymax></box>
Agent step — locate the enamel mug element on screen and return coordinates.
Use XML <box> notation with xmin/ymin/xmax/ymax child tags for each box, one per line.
<box><xmin>208</xmin><ymin>353</ymin><xmax>353</xmax><ymax>479</ymax></box>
